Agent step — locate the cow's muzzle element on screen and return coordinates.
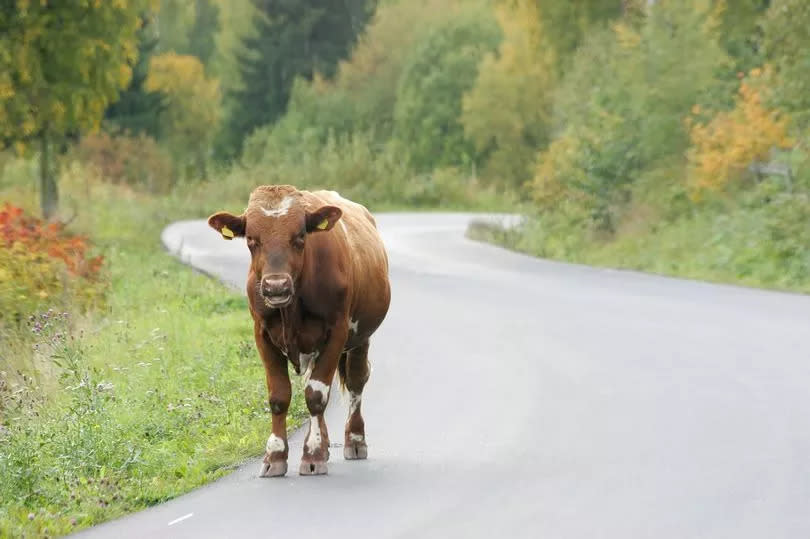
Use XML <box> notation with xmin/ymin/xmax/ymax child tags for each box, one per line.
<box><xmin>261</xmin><ymin>274</ymin><xmax>294</xmax><ymax>308</ymax></box>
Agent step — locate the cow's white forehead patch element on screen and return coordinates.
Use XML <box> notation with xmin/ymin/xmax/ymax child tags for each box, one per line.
<box><xmin>260</xmin><ymin>196</ymin><xmax>294</xmax><ymax>217</ymax></box>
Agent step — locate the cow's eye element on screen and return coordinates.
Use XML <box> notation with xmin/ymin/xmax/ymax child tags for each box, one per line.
<box><xmin>292</xmin><ymin>232</ymin><xmax>305</xmax><ymax>250</ymax></box>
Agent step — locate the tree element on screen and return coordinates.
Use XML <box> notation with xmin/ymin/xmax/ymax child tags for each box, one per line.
<box><xmin>762</xmin><ymin>0</ymin><xmax>810</xmax><ymax>129</ymax></box>
<box><xmin>714</xmin><ymin>0</ymin><xmax>770</xmax><ymax>72</ymax></box>
<box><xmin>187</xmin><ymin>0</ymin><xmax>221</xmax><ymax>65</ymax></box>
<box><xmin>538</xmin><ymin>0</ymin><xmax>624</xmax><ymax>74</ymax></box>
<box><xmin>218</xmin><ymin>0</ymin><xmax>377</xmax><ymax>159</ymax></box>
<box><xmin>104</xmin><ymin>13</ymin><xmax>166</xmax><ymax>138</ymax></box>
<box><xmin>392</xmin><ymin>10</ymin><xmax>501</xmax><ymax>172</ymax></box>
<box><xmin>461</xmin><ymin>0</ymin><xmax>557</xmax><ymax>189</ymax></box>
<box><xmin>145</xmin><ymin>53</ymin><xmax>221</xmax><ymax>181</ymax></box>
<box><xmin>0</xmin><ymin>1</ymin><xmax>154</xmax><ymax>219</ymax></box>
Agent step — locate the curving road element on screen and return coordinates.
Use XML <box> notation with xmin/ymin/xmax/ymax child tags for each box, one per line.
<box><xmin>75</xmin><ymin>213</ymin><xmax>810</xmax><ymax>539</ymax></box>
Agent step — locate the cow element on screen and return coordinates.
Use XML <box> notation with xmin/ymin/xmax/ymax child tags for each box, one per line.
<box><xmin>207</xmin><ymin>185</ymin><xmax>391</xmax><ymax>476</ymax></box>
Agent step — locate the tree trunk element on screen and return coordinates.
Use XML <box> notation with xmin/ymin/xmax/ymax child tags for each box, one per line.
<box><xmin>196</xmin><ymin>148</ymin><xmax>207</xmax><ymax>181</ymax></box>
<box><xmin>40</xmin><ymin>131</ymin><xmax>58</xmax><ymax>220</ymax></box>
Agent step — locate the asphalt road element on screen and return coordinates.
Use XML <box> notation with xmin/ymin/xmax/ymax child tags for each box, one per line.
<box><xmin>74</xmin><ymin>212</ymin><xmax>810</xmax><ymax>539</ymax></box>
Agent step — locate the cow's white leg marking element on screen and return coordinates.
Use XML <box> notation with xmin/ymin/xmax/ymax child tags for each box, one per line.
<box><xmin>349</xmin><ymin>318</ymin><xmax>359</xmax><ymax>334</ymax></box>
<box><xmin>307</xmin><ymin>379</ymin><xmax>330</xmax><ymax>405</ymax></box>
<box><xmin>305</xmin><ymin>416</ymin><xmax>322</xmax><ymax>454</ymax></box>
<box><xmin>260</xmin><ymin>196</ymin><xmax>293</xmax><ymax>217</ymax></box>
<box><xmin>266</xmin><ymin>433</ymin><xmax>285</xmax><ymax>454</ymax></box>
<box><xmin>349</xmin><ymin>432</ymin><xmax>364</xmax><ymax>443</ymax></box>
<box><xmin>349</xmin><ymin>391</ymin><xmax>362</xmax><ymax>415</ymax></box>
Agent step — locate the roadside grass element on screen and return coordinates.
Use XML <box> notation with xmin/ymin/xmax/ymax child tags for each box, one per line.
<box><xmin>0</xmin><ymin>173</ymin><xmax>309</xmax><ymax>538</ymax></box>
<box><xmin>467</xmin><ymin>179</ymin><xmax>810</xmax><ymax>295</ymax></box>
<box><xmin>0</xmin><ymin>155</ymin><xmax>514</xmax><ymax>538</ymax></box>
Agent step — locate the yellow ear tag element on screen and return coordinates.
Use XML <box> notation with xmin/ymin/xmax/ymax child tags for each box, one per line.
<box><xmin>317</xmin><ymin>218</ymin><xmax>329</xmax><ymax>230</ymax></box>
<box><xmin>221</xmin><ymin>225</ymin><xmax>234</xmax><ymax>240</ymax></box>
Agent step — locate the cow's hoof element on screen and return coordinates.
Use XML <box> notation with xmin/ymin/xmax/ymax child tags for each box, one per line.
<box><xmin>299</xmin><ymin>460</ymin><xmax>328</xmax><ymax>475</ymax></box>
<box><xmin>260</xmin><ymin>459</ymin><xmax>287</xmax><ymax>478</ymax></box>
<box><xmin>343</xmin><ymin>442</ymin><xmax>368</xmax><ymax>460</ymax></box>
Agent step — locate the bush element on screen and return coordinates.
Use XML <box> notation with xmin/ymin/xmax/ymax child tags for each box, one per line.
<box><xmin>686</xmin><ymin>70</ymin><xmax>794</xmax><ymax>199</ymax></box>
<box><xmin>392</xmin><ymin>9</ymin><xmax>501</xmax><ymax>171</ymax></box>
<box><xmin>75</xmin><ymin>132</ymin><xmax>174</xmax><ymax>193</ymax></box>
<box><xmin>0</xmin><ymin>204</ymin><xmax>105</xmax><ymax>327</ymax></box>
<box><xmin>461</xmin><ymin>0</ymin><xmax>556</xmax><ymax>190</ymax></box>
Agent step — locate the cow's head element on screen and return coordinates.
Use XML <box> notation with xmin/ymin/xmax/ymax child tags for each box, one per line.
<box><xmin>207</xmin><ymin>185</ymin><xmax>342</xmax><ymax>309</ymax></box>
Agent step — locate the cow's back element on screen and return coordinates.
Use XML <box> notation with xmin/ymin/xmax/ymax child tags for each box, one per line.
<box><xmin>305</xmin><ymin>190</ymin><xmax>390</xmax><ymax>339</ymax></box>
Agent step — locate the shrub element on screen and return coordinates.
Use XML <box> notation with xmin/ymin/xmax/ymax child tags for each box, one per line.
<box><xmin>392</xmin><ymin>9</ymin><xmax>501</xmax><ymax>171</ymax></box>
<box><xmin>75</xmin><ymin>132</ymin><xmax>174</xmax><ymax>193</ymax></box>
<box><xmin>461</xmin><ymin>0</ymin><xmax>556</xmax><ymax>189</ymax></box>
<box><xmin>686</xmin><ymin>70</ymin><xmax>794</xmax><ymax>199</ymax></box>
<box><xmin>0</xmin><ymin>204</ymin><xmax>105</xmax><ymax>326</ymax></box>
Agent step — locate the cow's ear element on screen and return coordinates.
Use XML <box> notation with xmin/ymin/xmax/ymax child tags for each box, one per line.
<box><xmin>208</xmin><ymin>212</ymin><xmax>246</xmax><ymax>240</ymax></box>
<box><xmin>306</xmin><ymin>205</ymin><xmax>342</xmax><ymax>233</ymax></box>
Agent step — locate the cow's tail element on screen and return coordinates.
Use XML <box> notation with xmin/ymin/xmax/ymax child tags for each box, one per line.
<box><xmin>337</xmin><ymin>351</ymin><xmax>348</xmax><ymax>395</ymax></box>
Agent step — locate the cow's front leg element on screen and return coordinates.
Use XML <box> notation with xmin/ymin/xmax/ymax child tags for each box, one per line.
<box><xmin>255</xmin><ymin>321</ymin><xmax>292</xmax><ymax>478</ymax></box>
<box><xmin>300</xmin><ymin>322</ymin><xmax>348</xmax><ymax>475</ymax></box>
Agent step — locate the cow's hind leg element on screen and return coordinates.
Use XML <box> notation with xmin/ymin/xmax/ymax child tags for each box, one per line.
<box><xmin>342</xmin><ymin>340</ymin><xmax>370</xmax><ymax>460</ymax></box>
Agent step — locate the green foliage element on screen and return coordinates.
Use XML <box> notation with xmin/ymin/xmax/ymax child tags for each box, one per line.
<box><xmin>187</xmin><ymin>0</ymin><xmax>221</xmax><ymax>64</ymax></box>
<box><xmin>392</xmin><ymin>10</ymin><xmax>501</xmax><ymax>171</ymax></box>
<box><xmin>538</xmin><ymin>0</ymin><xmax>623</xmax><ymax>73</ymax></box>
<box><xmin>145</xmin><ymin>53</ymin><xmax>221</xmax><ymax>181</ymax></box>
<box><xmin>242</xmin><ymin>130</ymin><xmax>500</xmax><ymax>209</ymax></box>
<box><xmin>762</xmin><ymin>0</ymin><xmax>810</xmax><ymax>129</ymax></box>
<box><xmin>218</xmin><ymin>0</ymin><xmax>377</xmax><ymax>159</ymax></box>
<box><xmin>0</xmin><ymin>0</ymin><xmax>156</xmax><ymax>218</ymax></box>
<box><xmin>634</xmin><ymin>1</ymin><xmax>734</xmax><ymax>165</ymax></box>
<box><xmin>104</xmin><ymin>15</ymin><xmax>166</xmax><ymax>139</ymax></box>
<box><xmin>0</xmin><ymin>175</ymin><xmax>306</xmax><ymax>537</ymax></box>
<box><xmin>75</xmin><ymin>132</ymin><xmax>175</xmax><ymax>193</ymax></box>
<box><xmin>241</xmin><ymin>0</ymin><xmax>472</xmax><ymax>166</ymax></box>
<box><xmin>715</xmin><ymin>0</ymin><xmax>770</xmax><ymax>72</ymax></box>
<box><xmin>461</xmin><ymin>0</ymin><xmax>556</xmax><ymax>189</ymax></box>
<box><xmin>531</xmin><ymin>1</ymin><xmax>733</xmax><ymax>231</ymax></box>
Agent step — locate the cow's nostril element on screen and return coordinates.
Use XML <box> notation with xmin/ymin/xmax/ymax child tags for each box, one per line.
<box><xmin>261</xmin><ymin>276</ymin><xmax>293</xmax><ymax>300</ymax></box>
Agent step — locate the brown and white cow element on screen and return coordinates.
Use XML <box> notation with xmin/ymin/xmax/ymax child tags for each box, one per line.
<box><xmin>207</xmin><ymin>185</ymin><xmax>391</xmax><ymax>476</ymax></box>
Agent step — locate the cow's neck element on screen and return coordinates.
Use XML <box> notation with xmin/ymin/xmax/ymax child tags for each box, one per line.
<box><xmin>265</xmin><ymin>301</ymin><xmax>301</xmax><ymax>373</ymax></box>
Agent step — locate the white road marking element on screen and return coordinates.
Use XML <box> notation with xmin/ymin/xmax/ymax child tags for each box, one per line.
<box><xmin>168</xmin><ymin>513</ymin><xmax>194</xmax><ymax>526</ymax></box>
<box><xmin>260</xmin><ymin>196</ymin><xmax>293</xmax><ymax>217</ymax></box>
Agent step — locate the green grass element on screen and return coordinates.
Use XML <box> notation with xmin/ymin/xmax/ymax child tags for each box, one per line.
<box><xmin>0</xmin><ymin>177</ymin><xmax>309</xmax><ymax>538</ymax></box>
<box><xmin>0</xmin><ymin>154</ymin><xmax>515</xmax><ymax>538</ymax></box>
<box><xmin>468</xmin><ymin>179</ymin><xmax>810</xmax><ymax>295</ymax></box>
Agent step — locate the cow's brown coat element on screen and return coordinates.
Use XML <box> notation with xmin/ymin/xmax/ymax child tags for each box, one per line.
<box><xmin>208</xmin><ymin>185</ymin><xmax>390</xmax><ymax>476</ymax></box>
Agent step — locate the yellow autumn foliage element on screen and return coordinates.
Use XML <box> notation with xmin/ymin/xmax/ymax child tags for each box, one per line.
<box><xmin>686</xmin><ymin>69</ymin><xmax>793</xmax><ymax>198</ymax></box>
<box><xmin>146</xmin><ymin>52</ymin><xmax>221</xmax><ymax>179</ymax></box>
<box><xmin>461</xmin><ymin>0</ymin><xmax>557</xmax><ymax>188</ymax></box>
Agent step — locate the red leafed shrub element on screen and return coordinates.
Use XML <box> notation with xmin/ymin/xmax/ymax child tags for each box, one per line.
<box><xmin>0</xmin><ymin>204</ymin><xmax>105</xmax><ymax>326</ymax></box>
<box><xmin>0</xmin><ymin>204</ymin><xmax>104</xmax><ymax>279</ymax></box>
